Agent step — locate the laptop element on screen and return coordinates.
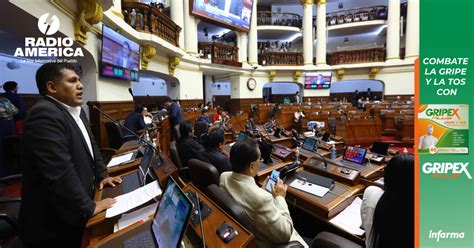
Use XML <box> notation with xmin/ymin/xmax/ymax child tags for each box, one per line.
<box><xmin>123</xmin><ymin>177</ymin><xmax>193</xmax><ymax>248</ymax></box>
<box><xmin>340</xmin><ymin>146</ymin><xmax>368</xmax><ymax>167</ymax></box>
<box><xmin>121</xmin><ymin>146</ymin><xmax>156</xmax><ymax>194</ymax></box>
<box><xmin>301</xmin><ymin>137</ymin><xmax>319</xmax><ymax>152</ymax></box>
<box><xmin>370</xmin><ymin>141</ymin><xmax>390</xmax><ymax>156</ymax></box>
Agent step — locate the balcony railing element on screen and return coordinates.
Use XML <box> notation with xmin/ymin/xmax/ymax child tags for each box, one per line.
<box><xmin>326</xmin><ymin>6</ymin><xmax>387</xmax><ymax>26</ymax></box>
<box><xmin>122</xmin><ymin>1</ymin><xmax>181</xmax><ymax>47</ymax></box>
<box><xmin>327</xmin><ymin>48</ymin><xmax>385</xmax><ymax>65</ymax></box>
<box><xmin>198</xmin><ymin>42</ymin><xmax>242</xmax><ymax>67</ymax></box>
<box><xmin>259</xmin><ymin>52</ymin><xmax>303</xmax><ymax>66</ymax></box>
<box><xmin>257</xmin><ymin>11</ymin><xmax>302</xmax><ymax>28</ymax></box>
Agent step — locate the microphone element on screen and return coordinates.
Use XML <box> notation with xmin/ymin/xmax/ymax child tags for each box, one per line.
<box><xmin>90</xmin><ymin>103</ymin><xmax>158</xmax><ymax>155</ymax></box>
<box><xmin>312</xmin><ymin>152</ymin><xmax>328</xmax><ymax>170</ymax></box>
<box><xmin>128</xmin><ymin>88</ymin><xmax>134</xmax><ymax>97</ymax></box>
<box><xmin>196</xmin><ymin>193</ymin><xmax>206</xmax><ymax>248</ymax></box>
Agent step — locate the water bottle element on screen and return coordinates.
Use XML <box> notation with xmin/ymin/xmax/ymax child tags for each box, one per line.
<box><xmin>144</xmin><ymin>130</ymin><xmax>150</xmax><ymax>142</ymax></box>
<box><xmin>331</xmin><ymin>145</ymin><xmax>337</xmax><ymax>160</ymax></box>
<box><xmin>295</xmin><ymin>147</ymin><xmax>300</xmax><ymax>162</ymax></box>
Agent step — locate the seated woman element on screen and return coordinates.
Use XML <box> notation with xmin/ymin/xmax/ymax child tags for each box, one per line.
<box><xmin>361</xmin><ymin>154</ymin><xmax>414</xmax><ymax>248</ymax></box>
<box><xmin>201</xmin><ymin>128</ymin><xmax>231</xmax><ymax>174</ymax></box>
<box><xmin>176</xmin><ymin>121</ymin><xmax>204</xmax><ymax>166</ymax></box>
<box><xmin>213</xmin><ymin>107</ymin><xmax>224</xmax><ymax>122</ymax></box>
<box><xmin>220</xmin><ymin>139</ymin><xmax>308</xmax><ymax>247</ymax></box>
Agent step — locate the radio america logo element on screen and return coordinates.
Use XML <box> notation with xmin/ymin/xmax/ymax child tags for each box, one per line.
<box><xmin>14</xmin><ymin>13</ymin><xmax>83</xmax><ymax>58</ymax></box>
<box><xmin>422</xmin><ymin>162</ymin><xmax>472</xmax><ymax>179</ymax></box>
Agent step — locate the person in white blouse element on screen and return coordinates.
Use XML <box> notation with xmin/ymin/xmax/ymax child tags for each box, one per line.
<box><xmin>361</xmin><ymin>154</ymin><xmax>414</xmax><ymax>248</ymax></box>
<box><xmin>418</xmin><ymin>125</ymin><xmax>438</xmax><ymax>149</ymax></box>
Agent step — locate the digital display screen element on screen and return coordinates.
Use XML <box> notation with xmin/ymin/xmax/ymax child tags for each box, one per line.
<box><xmin>101</xmin><ymin>25</ymin><xmax>140</xmax><ymax>81</ymax></box>
<box><xmin>192</xmin><ymin>0</ymin><xmax>254</xmax><ymax>32</ymax></box>
<box><xmin>343</xmin><ymin>146</ymin><xmax>367</xmax><ymax>165</ymax></box>
<box><xmin>304</xmin><ymin>72</ymin><xmax>332</xmax><ymax>89</ymax></box>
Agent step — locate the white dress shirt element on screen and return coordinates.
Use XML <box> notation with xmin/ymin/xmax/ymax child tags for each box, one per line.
<box><xmin>47</xmin><ymin>96</ymin><xmax>94</xmax><ymax>158</ymax></box>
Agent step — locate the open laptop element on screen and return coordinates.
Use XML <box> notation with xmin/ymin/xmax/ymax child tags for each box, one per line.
<box><xmin>301</xmin><ymin>137</ymin><xmax>319</xmax><ymax>152</ymax></box>
<box><xmin>370</xmin><ymin>141</ymin><xmax>390</xmax><ymax>156</ymax></box>
<box><xmin>340</xmin><ymin>146</ymin><xmax>368</xmax><ymax>167</ymax></box>
<box><xmin>121</xmin><ymin>146</ymin><xmax>156</xmax><ymax>194</ymax></box>
<box><xmin>123</xmin><ymin>177</ymin><xmax>193</xmax><ymax>248</ymax></box>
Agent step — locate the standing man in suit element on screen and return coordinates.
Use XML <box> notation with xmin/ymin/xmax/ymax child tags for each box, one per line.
<box><xmin>163</xmin><ymin>97</ymin><xmax>184</xmax><ymax>139</ymax></box>
<box><xmin>20</xmin><ymin>63</ymin><xmax>122</xmax><ymax>247</ymax></box>
<box><xmin>220</xmin><ymin>139</ymin><xmax>308</xmax><ymax>247</ymax></box>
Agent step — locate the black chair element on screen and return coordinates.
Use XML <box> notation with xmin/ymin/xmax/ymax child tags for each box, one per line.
<box><xmin>206</xmin><ymin>184</ymin><xmax>304</xmax><ymax>248</ymax></box>
<box><xmin>312</xmin><ymin>232</ymin><xmax>362</xmax><ymax>248</ymax></box>
<box><xmin>187</xmin><ymin>159</ymin><xmax>219</xmax><ymax>192</ymax></box>
<box><xmin>104</xmin><ymin>122</ymin><xmax>135</xmax><ymax>149</ymax></box>
<box><xmin>0</xmin><ymin>174</ymin><xmax>21</xmax><ymax>242</ymax></box>
<box><xmin>327</xmin><ymin>117</ymin><xmax>337</xmax><ymax>134</ymax></box>
<box><xmin>169</xmin><ymin>141</ymin><xmax>190</xmax><ymax>182</ymax></box>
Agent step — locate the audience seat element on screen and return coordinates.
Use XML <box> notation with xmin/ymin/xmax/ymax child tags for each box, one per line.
<box><xmin>0</xmin><ymin>174</ymin><xmax>22</xmax><ymax>243</ymax></box>
<box><xmin>188</xmin><ymin>159</ymin><xmax>219</xmax><ymax>192</ymax></box>
<box><xmin>169</xmin><ymin>141</ymin><xmax>190</xmax><ymax>182</ymax></box>
<box><xmin>312</xmin><ymin>231</ymin><xmax>362</xmax><ymax>248</ymax></box>
<box><xmin>104</xmin><ymin>122</ymin><xmax>135</xmax><ymax>149</ymax></box>
<box><xmin>194</xmin><ymin>121</ymin><xmax>208</xmax><ymax>143</ymax></box>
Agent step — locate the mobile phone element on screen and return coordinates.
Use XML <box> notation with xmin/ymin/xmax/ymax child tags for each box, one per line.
<box><xmin>266</xmin><ymin>170</ymin><xmax>280</xmax><ymax>192</ymax></box>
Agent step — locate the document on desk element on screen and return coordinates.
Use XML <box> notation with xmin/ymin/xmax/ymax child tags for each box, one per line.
<box><xmin>289</xmin><ymin>179</ymin><xmax>330</xmax><ymax>197</ymax></box>
<box><xmin>116</xmin><ymin>202</ymin><xmax>159</xmax><ymax>232</ymax></box>
<box><xmin>106</xmin><ymin>181</ymin><xmax>162</xmax><ymax>218</ymax></box>
<box><xmin>107</xmin><ymin>152</ymin><xmax>135</xmax><ymax>168</ymax></box>
<box><xmin>329</xmin><ymin>197</ymin><xmax>365</xmax><ymax>236</ymax></box>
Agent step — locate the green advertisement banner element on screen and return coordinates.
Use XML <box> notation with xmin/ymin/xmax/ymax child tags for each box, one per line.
<box><xmin>419</xmin><ymin>0</ymin><xmax>474</xmax><ymax>247</ymax></box>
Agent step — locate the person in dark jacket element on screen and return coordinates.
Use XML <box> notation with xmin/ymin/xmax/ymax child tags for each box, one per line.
<box><xmin>20</xmin><ymin>62</ymin><xmax>121</xmax><ymax>247</ymax></box>
<box><xmin>177</xmin><ymin>121</ymin><xmax>204</xmax><ymax>166</ymax></box>
<box><xmin>201</xmin><ymin>127</ymin><xmax>231</xmax><ymax>174</ymax></box>
<box><xmin>2</xmin><ymin>81</ymin><xmax>26</xmax><ymax>133</ymax></box>
<box><xmin>123</xmin><ymin>105</ymin><xmax>152</xmax><ymax>138</ymax></box>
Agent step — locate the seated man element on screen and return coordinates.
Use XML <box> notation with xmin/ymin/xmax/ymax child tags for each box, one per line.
<box><xmin>197</xmin><ymin>107</ymin><xmax>211</xmax><ymax>125</ymax></box>
<box><xmin>177</xmin><ymin>121</ymin><xmax>204</xmax><ymax>166</ymax></box>
<box><xmin>201</xmin><ymin>128</ymin><xmax>231</xmax><ymax>174</ymax></box>
<box><xmin>123</xmin><ymin>105</ymin><xmax>152</xmax><ymax>138</ymax></box>
<box><xmin>220</xmin><ymin>139</ymin><xmax>308</xmax><ymax>247</ymax></box>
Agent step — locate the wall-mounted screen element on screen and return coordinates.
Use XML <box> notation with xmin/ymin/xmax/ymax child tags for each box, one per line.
<box><xmin>304</xmin><ymin>72</ymin><xmax>332</xmax><ymax>89</ymax></box>
<box><xmin>101</xmin><ymin>25</ymin><xmax>140</xmax><ymax>81</ymax></box>
<box><xmin>192</xmin><ymin>0</ymin><xmax>254</xmax><ymax>32</ymax></box>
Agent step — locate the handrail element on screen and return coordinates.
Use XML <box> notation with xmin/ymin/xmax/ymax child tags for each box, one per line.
<box><xmin>122</xmin><ymin>1</ymin><xmax>181</xmax><ymax>47</ymax></box>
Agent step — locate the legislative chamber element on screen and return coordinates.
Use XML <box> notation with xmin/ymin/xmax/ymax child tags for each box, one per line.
<box><xmin>0</xmin><ymin>0</ymin><xmax>417</xmax><ymax>247</ymax></box>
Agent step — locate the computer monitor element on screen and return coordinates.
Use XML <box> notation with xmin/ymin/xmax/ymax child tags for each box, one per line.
<box><xmin>137</xmin><ymin>147</ymin><xmax>156</xmax><ymax>184</ymax></box>
<box><xmin>302</xmin><ymin>137</ymin><xmax>318</xmax><ymax>151</ymax></box>
<box><xmin>371</xmin><ymin>141</ymin><xmax>390</xmax><ymax>155</ymax></box>
<box><xmin>151</xmin><ymin>177</ymin><xmax>193</xmax><ymax>248</ymax></box>
<box><xmin>342</xmin><ymin>146</ymin><xmax>368</xmax><ymax>165</ymax></box>
<box><xmin>258</xmin><ymin>139</ymin><xmax>274</xmax><ymax>164</ymax></box>
<box><xmin>322</xmin><ymin>132</ymin><xmax>331</xmax><ymax>142</ymax></box>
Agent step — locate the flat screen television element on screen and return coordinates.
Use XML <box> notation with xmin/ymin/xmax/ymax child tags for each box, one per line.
<box><xmin>304</xmin><ymin>72</ymin><xmax>332</xmax><ymax>89</ymax></box>
<box><xmin>100</xmin><ymin>25</ymin><xmax>140</xmax><ymax>81</ymax></box>
<box><xmin>191</xmin><ymin>0</ymin><xmax>254</xmax><ymax>32</ymax></box>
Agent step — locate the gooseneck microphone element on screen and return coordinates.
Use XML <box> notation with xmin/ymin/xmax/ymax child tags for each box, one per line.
<box><xmin>128</xmin><ymin>88</ymin><xmax>134</xmax><ymax>97</ymax></box>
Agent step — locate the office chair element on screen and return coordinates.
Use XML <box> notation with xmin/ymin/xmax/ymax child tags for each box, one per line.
<box><xmin>327</xmin><ymin>117</ymin><xmax>337</xmax><ymax>134</ymax></box>
<box><xmin>312</xmin><ymin>231</ymin><xmax>362</xmax><ymax>248</ymax></box>
<box><xmin>104</xmin><ymin>122</ymin><xmax>135</xmax><ymax>149</ymax></box>
<box><xmin>206</xmin><ymin>185</ymin><xmax>305</xmax><ymax>248</ymax></box>
<box><xmin>169</xmin><ymin>141</ymin><xmax>190</xmax><ymax>183</ymax></box>
<box><xmin>187</xmin><ymin>159</ymin><xmax>219</xmax><ymax>192</ymax></box>
<box><xmin>0</xmin><ymin>174</ymin><xmax>22</xmax><ymax>242</ymax></box>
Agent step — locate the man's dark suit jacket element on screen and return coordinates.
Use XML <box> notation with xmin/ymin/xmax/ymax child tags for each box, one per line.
<box><xmin>201</xmin><ymin>148</ymin><xmax>232</xmax><ymax>174</ymax></box>
<box><xmin>123</xmin><ymin>111</ymin><xmax>145</xmax><ymax>137</ymax></box>
<box><xmin>168</xmin><ymin>102</ymin><xmax>184</xmax><ymax>127</ymax></box>
<box><xmin>20</xmin><ymin>97</ymin><xmax>109</xmax><ymax>246</ymax></box>
<box><xmin>177</xmin><ymin>137</ymin><xmax>204</xmax><ymax>166</ymax></box>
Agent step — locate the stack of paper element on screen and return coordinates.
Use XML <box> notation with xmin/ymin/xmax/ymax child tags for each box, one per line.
<box><xmin>289</xmin><ymin>179</ymin><xmax>330</xmax><ymax>197</ymax></box>
<box><xmin>106</xmin><ymin>181</ymin><xmax>162</xmax><ymax>218</ymax></box>
<box><xmin>329</xmin><ymin>197</ymin><xmax>365</xmax><ymax>236</ymax></box>
<box><xmin>116</xmin><ymin>202</ymin><xmax>159</xmax><ymax>232</ymax></box>
<box><xmin>107</xmin><ymin>152</ymin><xmax>135</xmax><ymax>168</ymax></box>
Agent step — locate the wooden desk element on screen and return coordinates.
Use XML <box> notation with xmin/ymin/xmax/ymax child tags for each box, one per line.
<box><xmin>326</xmin><ymin>157</ymin><xmax>386</xmax><ymax>179</ymax></box>
<box><xmin>86</xmin><ymin>153</ymin><xmax>178</xmax><ymax>238</ymax></box>
<box><xmin>272</xmin><ymin>144</ymin><xmax>293</xmax><ymax>161</ymax></box>
<box><xmin>295</xmin><ymin>148</ymin><xmax>330</xmax><ymax>161</ymax></box>
<box><xmin>116</xmin><ymin>140</ymin><xmax>141</xmax><ymax>154</ymax></box>
<box><xmin>303</xmin><ymin>158</ymin><xmax>361</xmax><ymax>186</ymax></box>
<box><xmin>264</xmin><ymin>134</ymin><xmax>293</xmax><ymax>147</ymax></box>
<box><xmin>90</xmin><ymin>184</ymin><xmax>255</xmax><ymax>248</ymax></box>
<box><xmin>106</xmin><ymin>156</ymin><xmax>142</xmax><ymax>177</ymax></box>
<box><xmin>336</xmin><ymin>118</ymin><xmax>382</xmax><ymax>145</ymax></box>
